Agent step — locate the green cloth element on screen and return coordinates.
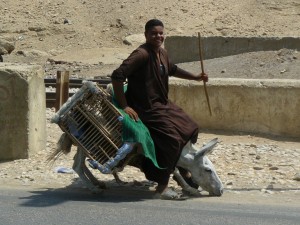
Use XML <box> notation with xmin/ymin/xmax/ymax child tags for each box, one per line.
<box><xmin>111</xmin><ymin>86</ymin><xmax>161</xmax><ymax>169</ymax></box>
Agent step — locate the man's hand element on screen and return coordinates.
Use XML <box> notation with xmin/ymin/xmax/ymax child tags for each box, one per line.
<box><xmin>193</xmin><ymin>72</ymin><xmax>208</xmax><ymax>82</ymax></box>
<box><xmin>123</xmin><ymin>106</ymin><xmax>139</xmax><ymax>122</ymax></box>
<box><xmin>197</xmin><ymin>72</ymin><xmax>208</xmax><ymax>82</ymax></box>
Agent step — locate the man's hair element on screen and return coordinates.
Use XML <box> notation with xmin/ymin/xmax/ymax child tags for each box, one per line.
<box><xmin>145</xmin><ymin>19</ymin><xmax>164</xmax><ymax>31</ymax></box>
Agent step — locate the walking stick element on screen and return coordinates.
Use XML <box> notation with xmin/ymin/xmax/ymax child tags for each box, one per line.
<box><xmin>198</xmin><ymin>32</ymin><xmax>212</xmax><ymax>116</ymax></box>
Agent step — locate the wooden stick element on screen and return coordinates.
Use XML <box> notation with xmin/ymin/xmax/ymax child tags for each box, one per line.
<box><xmin>198</xmin><ymin>32</ymin><xmax>212</xmax><ymax>116</ymax></box>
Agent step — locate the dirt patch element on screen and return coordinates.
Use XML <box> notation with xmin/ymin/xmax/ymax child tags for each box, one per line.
<box><xmin>1</xmin><ymin>0</ymin><xmax>300</xmax><ymax>79</ymax></box>
<box><xmin>179</xmin><ymin>49</ymin><xmax>300</xmax><ymax>79</ymax></box>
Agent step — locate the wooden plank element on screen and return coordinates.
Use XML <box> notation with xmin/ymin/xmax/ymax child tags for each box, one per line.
<box><xmin>55</xmin><ymin>71</ymin><xmax>69</xmax><ymax>112</ymax></box>
<box><xmin>45</xmin><ymin>78</ymin><xmax>111</xmax><ymax>84</ymax></box>
<box><xmin>46</xmin><ymin>99</ymin><xmax>56</xmax><ymax>108</ymax></box>
<box><xmin>46</xmin><ymin>92</ymin><xmax>73</xmax><ymax>99</ymax></box>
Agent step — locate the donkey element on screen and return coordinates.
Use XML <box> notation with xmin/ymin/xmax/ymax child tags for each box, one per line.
<box><xmin>49</xmin><ymin>81</ymin><xmax>223</xmax><ymax>197</ymax></box>
<box><xmin>50</xmin><ymin>134</ymin><xmax>223</xmax><ymax>197</ymax></box>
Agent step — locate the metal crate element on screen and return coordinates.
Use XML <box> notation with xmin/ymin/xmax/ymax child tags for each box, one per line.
<box><xmin>51</xmin><ymin>81</ymin><xmax>134</xmax><ymax>174</ymax></box>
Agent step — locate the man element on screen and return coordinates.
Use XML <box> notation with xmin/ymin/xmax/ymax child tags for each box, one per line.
<box><xmin>111</xmin><ymin>19</ymin><xmax>208</xmax><ymax>200</ymax></box>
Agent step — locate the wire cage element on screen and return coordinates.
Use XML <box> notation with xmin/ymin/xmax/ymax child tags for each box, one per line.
<box><xmin>52</xmin><ymin>81</ymin><xmax>133</xmax><ymax>174</ymax></box>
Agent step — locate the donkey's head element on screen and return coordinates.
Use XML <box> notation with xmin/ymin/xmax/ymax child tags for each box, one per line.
<box><xmin>178</xmin><ymin>138</ymin><xmax>223</xmax><ymax>196</ymax></box>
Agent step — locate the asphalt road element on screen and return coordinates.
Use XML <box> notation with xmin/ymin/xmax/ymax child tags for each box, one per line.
<box><xmin>0</xmin><ymin>186</ymin><xmax>299</xmax><ymax>225</ymax></box>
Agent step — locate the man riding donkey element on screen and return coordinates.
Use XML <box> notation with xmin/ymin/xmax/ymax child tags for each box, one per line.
<box><xmin>111</xmin><ymin>19</ymin><xmax>209</xmax><ymax>200</ymax></box>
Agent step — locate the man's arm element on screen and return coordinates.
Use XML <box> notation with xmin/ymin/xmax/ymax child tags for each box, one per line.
<box><xmin>111</xmin><ymin>79</ymin><xmax>139</xmax><ymax>122</ymax></box>
<box><xmin>111</xmin><ymin>49</ymin><xmax>148</xmax><ymax>122</ymax></box>
<box><xmin>111</xmin><ymin>79</ymin><xmax>128</xmax><ymax>109</ymax></box>
<box><xmin>173</xmin><ymin>67</ymin><xmax>208</xmax><ymax>82</ymax></box>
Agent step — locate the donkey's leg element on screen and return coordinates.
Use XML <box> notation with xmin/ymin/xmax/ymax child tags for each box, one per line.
<box><xmin>82</xmin><ymin>159</ymin><xmax>106</xmax><ymax>189</ymax></box>
<box><xmin>173</xmin><ymin>168</ymin><xmax>201</xmax><ymax>196</ymax></box>
<box><xmin>176</xmin><ymin>167</ymin><xmax>199</xmax><ymax>189</ymax></box>
<box><xmin>112</xmin><ymin>170</ymin><xmax>130</xmax><ymax>185</ymax></box>
<box><xmin>73</xmin><ymin>147</ymin><xmax>104</xmax><ymax>193</ymax></box>
<box><xmin>111</xmin><ymin>145</ymin><xmax>142</xmax><ymax>185</ymax></box>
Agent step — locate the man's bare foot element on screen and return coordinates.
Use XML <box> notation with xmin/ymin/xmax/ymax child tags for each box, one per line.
<box><xmin>153</xmin><ymin>186</ymin><xmax>188</xmax><ymax>200</ymax></box>
<box><xmin>155</xmin><ymin>184</ymin><xmax>168</xmax><ymax>193</ymax></box>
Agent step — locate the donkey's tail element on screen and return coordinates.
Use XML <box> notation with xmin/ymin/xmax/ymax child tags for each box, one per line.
<box><xmin>46</xmin><ymin>132</ymin><xmax>73</xmax><ymax>165</ymax></box>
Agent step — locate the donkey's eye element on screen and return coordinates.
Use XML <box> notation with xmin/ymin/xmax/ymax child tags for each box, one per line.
<box><xmin>205</xmin><ymin>168</ymin><xmax>212</xmax><ymax>172</ymax></box>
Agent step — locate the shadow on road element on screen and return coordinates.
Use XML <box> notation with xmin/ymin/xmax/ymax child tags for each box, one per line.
<box><xmin>18</xmin><ymin>180</ymin><xmax>212</xmax><ymax>208</ymax></box>
<box><xmin>17</xmin><ymin>178</ymin><xmax>216</xmax><ymax>207</ymax></box>
<box><xmin>18</xmin><ymin>184</ymin><xmax>154</xmax><ymax>207</ymax></box>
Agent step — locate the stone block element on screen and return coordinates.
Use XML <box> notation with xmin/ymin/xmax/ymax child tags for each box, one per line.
<box><xmin>169</xmin><ymin>78</ymin><xmax>300</xmax><ymax>138</ymax></box>
<box><xmin>165</xmin><ymin>36</ymin><xmax>300</xmax><ymax>64</ymax></box>
<box><xmin>0</xmin><ymin>63</ymin><xmax>46</xmax><ymax>160</ymax></box>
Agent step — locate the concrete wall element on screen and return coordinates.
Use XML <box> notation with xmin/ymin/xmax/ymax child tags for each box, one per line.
<box><xmin>165</xmin><ymin>36</ymin><xmax>300</xmax><ymax>64</ymax></box>
<box><xmin>169</xmin><ymin>78</ymin><xmax>300</xmax><ymax>138</ymax></box>
<box><xmin>0</xmin><ymin>63</ymin><xmax>46</xmax><ymax>160</ymax></box>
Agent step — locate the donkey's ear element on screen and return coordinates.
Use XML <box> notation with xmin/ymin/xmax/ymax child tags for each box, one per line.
<box><xmin>194</xmin><ymin>138</ymin><xmax>218</xmax><ymax>159</ymax></box>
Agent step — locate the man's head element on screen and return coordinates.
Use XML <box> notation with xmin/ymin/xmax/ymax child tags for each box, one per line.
<box><xmin>145</xmin><ymin>19</ymin><xmax>164</xmax><ymax>32</ymax></box>
<box><xmin>144</xmin><ymin>19</ymin><xmax>165</xmax><ymax>49</ymax></box>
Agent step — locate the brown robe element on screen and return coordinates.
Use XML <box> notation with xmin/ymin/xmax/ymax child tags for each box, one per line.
<box><xmin>111</xmin><ymin>43</ymin><xmax>198</xmax><ymax>185</ymax></box>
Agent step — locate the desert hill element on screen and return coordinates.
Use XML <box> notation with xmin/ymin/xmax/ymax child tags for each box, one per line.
<box><xmin>1</xmin><ymin>0</ymin><xmax>299</xmax><ymax>70</ymax></box>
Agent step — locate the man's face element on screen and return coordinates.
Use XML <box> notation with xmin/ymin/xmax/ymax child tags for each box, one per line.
<box><xmin>145</xmin><ymin>26</ymin><xmax>164</xmax><ymax>48</ymax></box>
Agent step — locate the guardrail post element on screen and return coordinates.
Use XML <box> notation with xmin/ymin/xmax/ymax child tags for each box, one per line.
<box><xmin>55</xmin><ymin>71</ymin><xmax>69</xmax><ymax>112</ymax></box>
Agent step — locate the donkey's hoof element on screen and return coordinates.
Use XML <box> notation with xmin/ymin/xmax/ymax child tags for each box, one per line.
<box><xmin>89</xmin><ymin>186</ymin><xmax>105</xmax><ymax>194</ymax></box>
<box><xmin>96</xmin><ymin>181</ymin><xmax>107</xmax><ymax>189</ymax></box>
<box><xmin>182</xmin><ymin>187</ymin><xmax>202</xmax><ymax>197</ymax></box>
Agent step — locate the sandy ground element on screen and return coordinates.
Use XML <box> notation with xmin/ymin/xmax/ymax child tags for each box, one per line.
<box><xmin>0</xmin><ymin>0</ymin><xmax>299</xmax><ymax>204</ymax></box>
<box><xmin>0</xmin><ymin>109</ymin><xmax>299</xmax><ymax>205</ymax></box>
